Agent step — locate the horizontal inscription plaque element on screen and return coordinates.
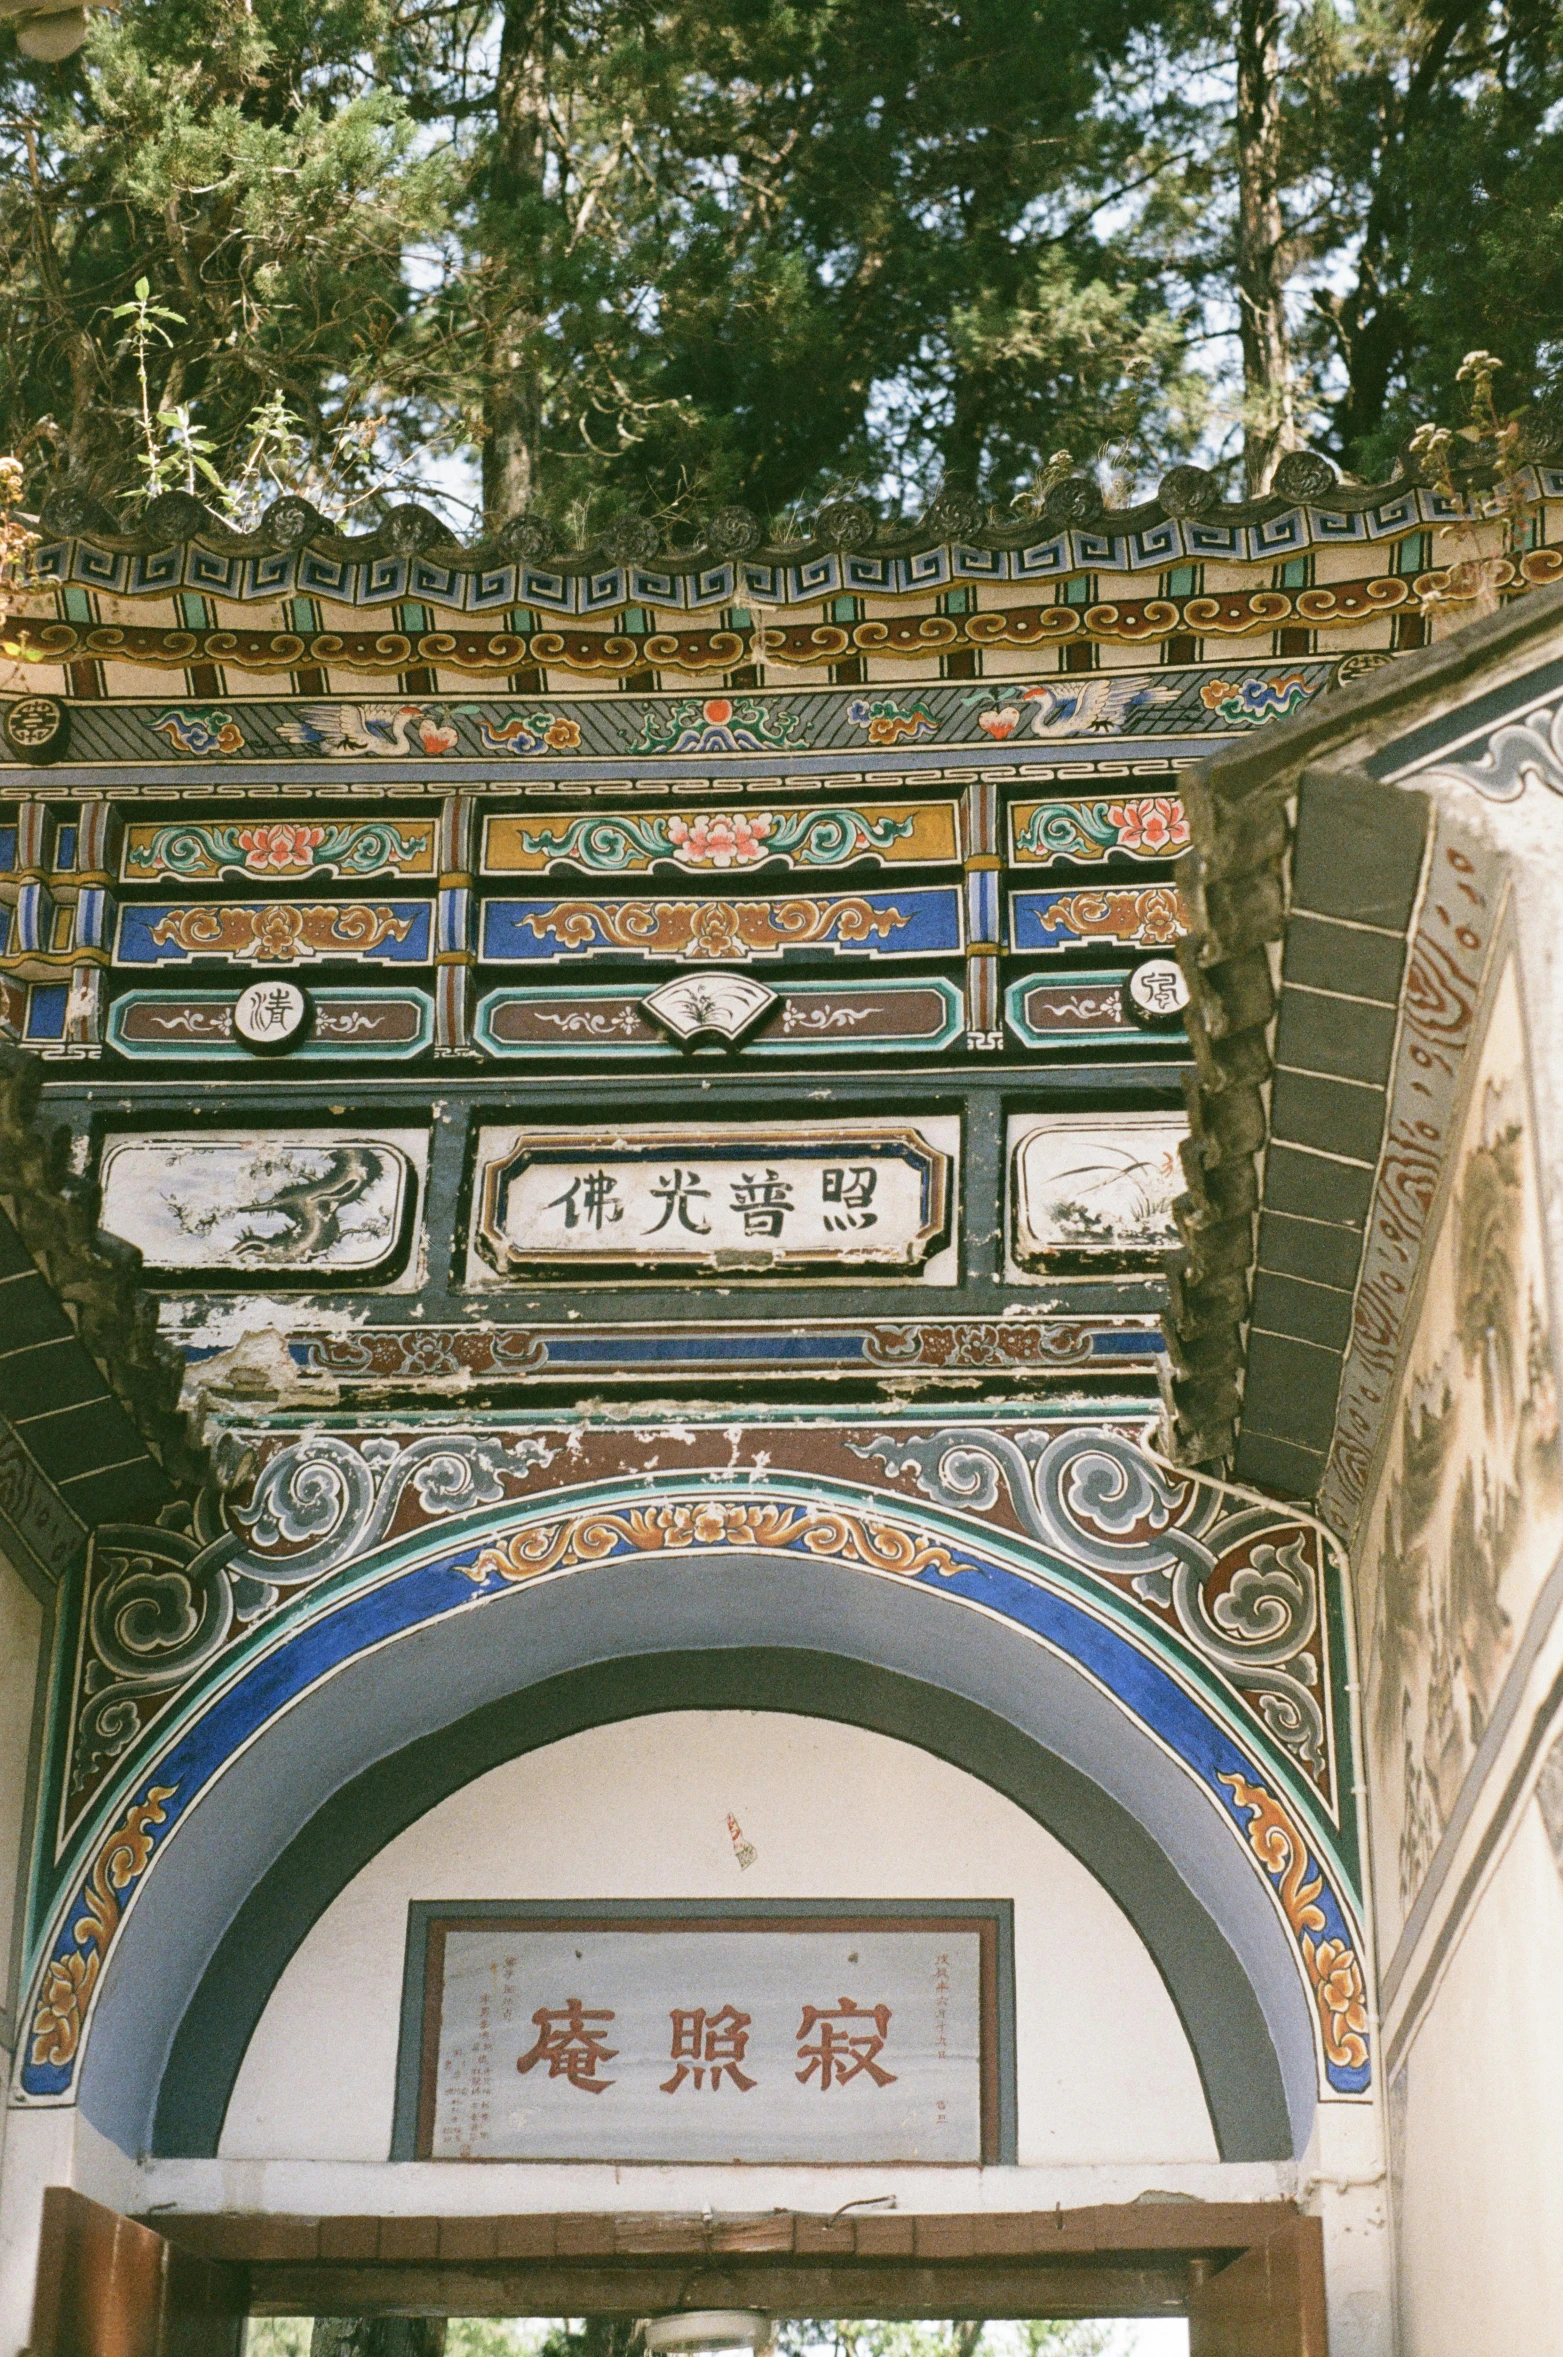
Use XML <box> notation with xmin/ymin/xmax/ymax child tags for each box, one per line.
<box><xmin>399</xmin><ymin>1905</ymin><xmax>1006</xmax><ymax>2164</ymax></box>
<box><xmin>471</xmin><ymin>1120</ymin><xmax>953</xmax><ymax>1276</ymax></box>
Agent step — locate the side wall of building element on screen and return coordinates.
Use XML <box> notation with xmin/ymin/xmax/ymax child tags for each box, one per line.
<box><xmin>0</xmin><ymin>1547</ymin><xmax>45</xmax><ymax>2117</ymax></box>
<box><xmin>1351</xmin><ymin>780</ymin><xmax>1563</xmax><ymax>2357</ymax></box>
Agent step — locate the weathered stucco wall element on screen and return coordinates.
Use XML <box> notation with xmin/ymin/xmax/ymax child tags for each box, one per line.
<box><xmin>1390</xmin><ymin>1794</ymin><xmax>1563</xmax><ymax>2353</ymax></box>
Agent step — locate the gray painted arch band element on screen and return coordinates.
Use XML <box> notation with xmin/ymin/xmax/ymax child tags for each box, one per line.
<box><xmin>143</xmin><ymin>1648</ymin><xmax>1294</xmax><ymax>2165</ymax></box>
<box><xmin>75</xmin><ymin>1550</ymin><xmax>1315</xmax><ymax>2159</ymax></box>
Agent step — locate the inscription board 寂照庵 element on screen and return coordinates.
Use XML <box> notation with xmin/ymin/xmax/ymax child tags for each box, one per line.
<box><xmin>406</xmin><ymin>1910</ymin><xmax>1004</xmax><ymax>2163</ymax></box>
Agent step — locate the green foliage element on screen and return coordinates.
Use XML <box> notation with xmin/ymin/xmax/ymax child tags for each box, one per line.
<box><xmin>586</xmin><ymin>0</ymin><xmax>1205</xmax><ymax>516</ymax></box>
<box><xmin>776</xmin><ymin>2319</ymin><xmax>1115</xmax><ymax>2357</ymax></box>
<box><xmin>445</xmin><ymin>2322</ymin><xmax>568</xmax><ymax>2357</ymax></box>
<box><xmin>0</xmin><ymin>0</ymin><xmax>445</xmax><ymax>499</ymax></box>
<box><xmin>2</xmin><ymin>0</ymin><xmax>1560</xmax><ymax>523</ymax></box>
<box><xmin>1301</xmin><ymin>0</ymin><xmax>1563</xmax><ymax>475</ymax></box>
<box><xmin>244</xmin><ymin>2319</ymin><xmax>314</xmax><ymax>2357</ymax></box>
<box><xmin>439</xmin><ymin>2322</ymin><xmax>1122</xmax><ymax>2357</ymax></box>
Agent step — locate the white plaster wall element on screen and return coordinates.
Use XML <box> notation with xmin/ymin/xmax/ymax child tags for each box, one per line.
<box><xmin>221</xmin><ymin>1710</ymin><xmax>1218</xmax><ymax>2168</ymax></box>
<box><xmin>1394</xmin><ymin>1798</ymin><xmax>1563</xmax><ymax>2356</ymax></box>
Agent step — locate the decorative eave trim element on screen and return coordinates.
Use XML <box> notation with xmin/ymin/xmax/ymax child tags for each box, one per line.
<box><xmin>20</xmin><ymin>454</ymin><xmax>1560</xmax><ymax>612</ymax></box>
<box><xmin>32</xmin><ymin>453</ymin><xmax>1383</xmax><ymax>565</ymax></box>
<box><xmin>11</xmin><ymin>545</ymin><xmax>1563</xmax><ymax>676</ymax></box>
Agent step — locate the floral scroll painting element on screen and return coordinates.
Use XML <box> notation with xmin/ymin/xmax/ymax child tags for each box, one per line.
<box><xmin>1359</xmin><ymin>957</ymin><xmax>1563</xmax><ymax>1947</ymax></box>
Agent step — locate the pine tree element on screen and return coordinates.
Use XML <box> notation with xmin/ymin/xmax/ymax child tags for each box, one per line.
<box><xmin>0</xmin><ymin>0</ymin><xmax>443</xmax><ymax>501</ymax></box>
<box><xmin>5</xmin><ymin>0</ymin><xmax>1562</xmax><ymax>521</ymax></box>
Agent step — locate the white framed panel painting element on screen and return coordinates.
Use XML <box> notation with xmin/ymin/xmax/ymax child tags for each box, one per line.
<box><xmin>1007</xmin><ymin>1112</ymin><xmax>1185</xmax><ymax>1274</ymax></box>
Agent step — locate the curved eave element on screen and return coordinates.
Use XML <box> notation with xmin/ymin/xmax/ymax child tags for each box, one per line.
<box><xmin>24</xmin><ymin>464</ymin><xmax>1550</xmax><ymax>613</ymax></box>
<box><xmin>0</xmin><ymin>1043</ymin><xmax>208</xmax><ymax>1516</ymax></box>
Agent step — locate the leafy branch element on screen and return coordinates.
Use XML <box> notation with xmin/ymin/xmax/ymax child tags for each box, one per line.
<box><xmin>107</xmin><ymin>278</ymin><xmax>188</xmax><ymax>500</ymax></box>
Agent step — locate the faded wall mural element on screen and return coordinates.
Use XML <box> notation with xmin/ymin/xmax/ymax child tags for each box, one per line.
<box><xmin>1361</xmin><ymin>956</ymin><xmax>1563</xmax><ymax>1948</ymax></box>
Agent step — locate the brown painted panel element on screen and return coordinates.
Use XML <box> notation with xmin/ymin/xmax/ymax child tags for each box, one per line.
<box><xmin>792</xmin><ymin>2220</ymin><xmax>856</xmax><ymax>2256</ymax></box>
<box><xmin>708</xmin><ymin>2217</ymin><xmax>796</xmax><ymax>2255</ymax></box>
<box><xmin>1188</xmin><ymin>2216</ymin><xmax>1328</xmax><ymax>2357</ymax></box>
<box><xmin>852</xmin><ymin>2217</ymin><xmax>916</xmax><ymax>2257</ymax></box>
<box><xmin>147</xmin><ymin>2223</ymin><xmax>254</xmax><ymax>2267</ymax></box>
<box><xmin>125</xmin><ymin>2201</ymin><xmax>1314</xmax><ymax>2335</ymax></box>
<box><xmin>375</xmin><ymin>2219</ymin><xmax>440</xmax><ymax>2264</ymax></box>
<box><xmin>110</xmin><ymin>994</ymin><xmax>427</xmax><ymax>1050</ymax></box>
<box><xmin>608</xmin><ymin>2218</ymin><xmax>712</xmax><ymax>2256</ymax></box>
<box><xmin>159</xmin><ymin>2244</ymin><xmax>246</xmax><ymax>2357</ymax></box>
<box><xmin>553</xmin><ymin>2217</ymin><xmax>616</xmax><ymax>2258</ymax></box>
<box><xmin>491</xmin><ymin>2219</ymin><xmax>556</xmax><ymax>2260</ymax></box>
<box><xmin>317</xmin><ymin>2221</ymin><xmax>380</xmax><ymax>2263</ymax></box>
<box><xmin>437</xmin><ymin>2221</ymin><xmax>498</xmax><ymax>2263</ymax></box>
<box><xmin>159</xmin><ymin>2202</ymin><xmax>1300</xmax><ymax>2266</ymax></box>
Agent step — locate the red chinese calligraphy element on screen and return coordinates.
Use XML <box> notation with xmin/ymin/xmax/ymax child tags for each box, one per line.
<box><xmin>795</xmin><ymin>1998</ymin><xmax>897</xmax><ymax>2089</ymax></box>
<box><xmin>515</xmin><ymin>1997</ymin><xmax>618</xmax><ymax>2092</ymax></box>
<box><xmin>660</xmin><ymin>2003</ymin><xmax>757</xmax><ymax>2092</ymax></box>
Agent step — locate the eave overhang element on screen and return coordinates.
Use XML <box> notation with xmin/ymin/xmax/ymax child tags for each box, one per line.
<box><xmin>0</xmin><ymin>1042</ymin><xmax>209</xmax><ymax>1563</ymax></box>
<box><xmin>1164</xmin><ymin>574</ymin><xmax>1563</xmax><ymax>1492</ymax></box>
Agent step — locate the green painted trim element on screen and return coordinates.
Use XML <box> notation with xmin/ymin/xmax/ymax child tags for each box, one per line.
<box><xmin>474</xmin><ymin>978</ymin><xmax>966</xmax><ymax>1059</ymax></box>
<box><xmin>106</xmin><ymin>988</ymin><xmax>434</xmax><ymax>1061</ymax></box>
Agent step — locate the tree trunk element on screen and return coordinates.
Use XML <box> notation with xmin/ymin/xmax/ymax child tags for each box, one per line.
<box><xmin>1234</xmin><ymin>0</ymin><xmax>1296</xmax><ymax>497</ymax></box>
<box><xmin>481</xmin><ymin>0</ymin><xmax>553</xmax><ymax>528</ymax></box>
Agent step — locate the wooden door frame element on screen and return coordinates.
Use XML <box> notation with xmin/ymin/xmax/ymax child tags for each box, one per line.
<box><xmin>139</xmin><ymin>2205</ymin><xmax>1325</xmax><ymax>2335</ymax></box>
<box><xmin>30</xmin><ymin>2188</ymin><xmax>245</xmax><ymax>2357</ymax></box>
